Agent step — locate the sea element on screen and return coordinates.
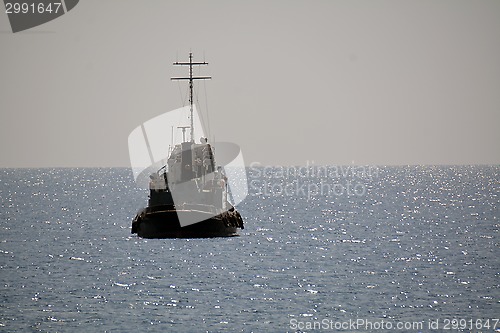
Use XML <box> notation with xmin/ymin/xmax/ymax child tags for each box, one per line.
<box><xmin>0</xmin><ymin>166</ymin><xmax>498</xmax><ymax>332</ymax></box>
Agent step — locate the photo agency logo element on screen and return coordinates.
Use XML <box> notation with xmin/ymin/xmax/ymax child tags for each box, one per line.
<box><xmin>248</xmin><ymin>162</ymin><xmax>379</xmax><ymax>200</ymax></box>
<box><xmin>128</xmin><ymin>105</ymin><xmax>248</xmax><ymax>227</ymax></box>
<box><xmin>3</xmin><ymin>0</ymin><xmax>79</xmax><ymax>32</ymax></box>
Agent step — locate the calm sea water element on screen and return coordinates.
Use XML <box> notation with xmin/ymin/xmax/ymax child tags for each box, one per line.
<box><xmin>0</xmin><ymin>166</ymin><xmax>498</xmax><ymax>332</ymax></box>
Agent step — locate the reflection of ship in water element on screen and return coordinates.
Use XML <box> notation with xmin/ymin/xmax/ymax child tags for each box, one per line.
<box><xmin>131</xmin><ymin>53</ymin><xmax>244</xmax><ymax>238</ymax></box>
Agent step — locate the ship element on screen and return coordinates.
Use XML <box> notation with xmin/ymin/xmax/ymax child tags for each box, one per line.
<box><xmin>131</xmin><ymin>53</ymin><xmax>244</xmax><ymax>238</ymax></box>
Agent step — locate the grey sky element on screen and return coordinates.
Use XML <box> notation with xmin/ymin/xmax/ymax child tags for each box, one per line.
<box><xmin>1</xmin><ymin>0</ymin><xmax>499</xmax><ymax>167</ymax></box>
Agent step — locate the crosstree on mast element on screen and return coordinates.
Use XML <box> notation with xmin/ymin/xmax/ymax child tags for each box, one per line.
<box><xmin>171</xmin><ymin>52</ymin><xmax>211</xmax><ymax>143</ymax></box>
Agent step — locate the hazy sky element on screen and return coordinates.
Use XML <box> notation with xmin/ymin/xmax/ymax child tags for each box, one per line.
<box><xmin>1</xmin><ymin>0</ymin><xmax>499</xmax><ymax>167</ymax></box>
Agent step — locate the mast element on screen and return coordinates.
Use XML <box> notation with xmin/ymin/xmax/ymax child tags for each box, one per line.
<box><xmin>171</xmin><ymin>52</ymin><xmax>211</xmax><ymax>143</ymax></box>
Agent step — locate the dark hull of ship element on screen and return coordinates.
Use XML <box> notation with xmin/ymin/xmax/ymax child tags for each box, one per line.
<box><xmin>132</xmin><ymin>204</ymin><xmax>243</xmax><ymax>238</ymax></box>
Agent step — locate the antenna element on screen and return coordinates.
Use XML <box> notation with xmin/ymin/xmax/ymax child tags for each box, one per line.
<box><xmin>171</xmin><ymin>52</ymin><xmax>211</xmax><ymax>143</ymax></box>
<box><xmin>177</xmin><ymin>126</ymin><xmax>190</xmax><ymax>143</ymax></box>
